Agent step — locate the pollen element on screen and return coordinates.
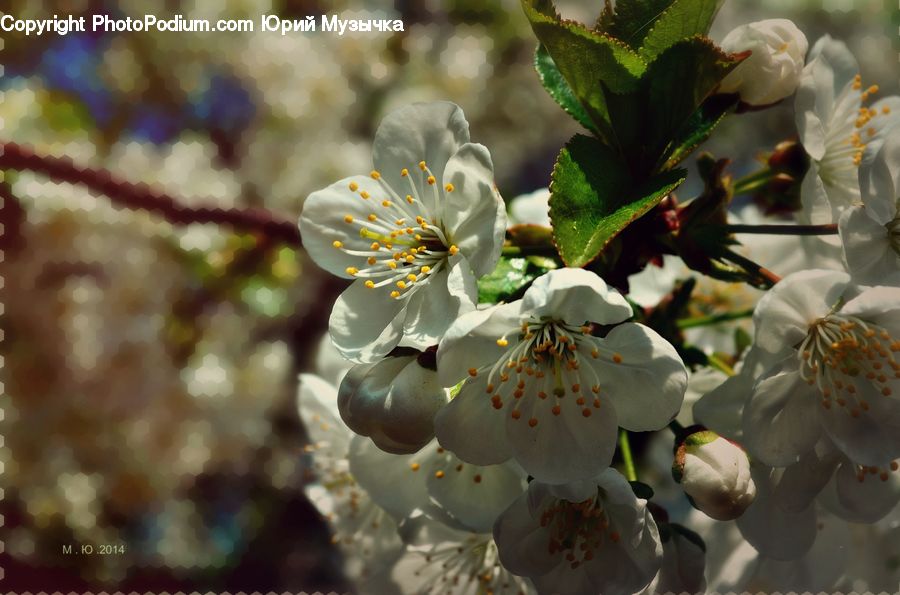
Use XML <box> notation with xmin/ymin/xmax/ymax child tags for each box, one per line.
<box><xmin>427</xmin><ymin>176</ymin><xmax>436</xmax><ymax>185</ymax></box>
<box><xmin>551</xmin><ymin>405</ymin><xmax>561</xmax><ymax>416</ymax></box>
<box><xmin>528</xmin><ymin>417</ymin><xmax>539</xmax><ymax>427</ymax></box>
<box><xmin>345</xmin><ymin>267</ymin><xmax>358</xmax><ymax>275</ymax></box>
<box><xmin>332</xmin><ymin>240</ymin><xmax>343</xmax><ymax>248</ymax></box>
<box><xmin>343</xmin><ymin>215</ymin><xmax>354</xmax><ymax>224</ymax></box>
<box><xmin>421</xmin><ymin>266</ymin><xmax>431</xmax><ymax>274</ymax></box>
<box><xmin>367</xmin><ymin>257</ymin><xmax>377</xmax><ymax>265</ymax></box>
<box><xmin>445</xmin><ymin>183</ymin><xmax>454</xmax><ymax>192</ymax></box>
<box><xmin>435</xmin><ymin>470</ymin><xmax>445</xmax><ymax>479</ymax></box>
<box><xmin>401</xmin><ymin>168</ymin><xmax>409</xmax><ymax>177</ymax></box>
<box><xmin>368</xmin><ymin>214</ymin><xmax>378</xmax><ymax>222</ymax></box>
<box><xmin>511</xmin><ymin>410</ymin><xmax>521</xmax><ymax>420</ymax></box>
<box><xmin>496</xmin><ymin>338</ymin><xmax>509</xmax><ymax>347</ymax></box>
<box><xmin>406</xmin><ymin>194</ymin><xmax>414</xmax><ymax>204</ymax></box>
<box><xmin>468</xmin><ymin>368</ymin><xmax>478</xmax><ymax>377</ymax></box>
<box><xmin>360</xmin><ymin>191</ymin><xmax>370</xmax><ymax>199</ymax></box>
<box><xmin>370</xmin><ymin>170</ymin><xmax>381</xmax><ymax>180</ymax></box>
<box><xmin>397</xmin><ymin>280</ymin><xmax>407</xmax><ymax>289</ymax></box>
<box><xmin>410</xmin><ymin>463</ymin><xmax>420</xmax><ymax>471</ymax></box>
<box><xmin>381</xmin><ymin>200</ymin><xmax>392</xmax><ymax>207</ymax></box>
<box><xmin>364</xmin><ymin>280</ymin><xmax>375</xmax><ymax>289</ymax></box>
<box><xmin>612</xmin><ymin>353</ymin><xmax>623</xmax><ymax>364</ymax></box>
<box><xmin>449</xmin><ymin>245</ymin><xmax>459</xmax><ymax>255</ymax></box>
<box><xmin>419</xmin><ymin>161</ymin><xmax>427</xmax><ymax>171</ymax></box>
<box><xmin>390</xmin><ymin>290</ymin><xmax>400</xmax><ymax>298</ymax></box>
<box><xmin>349</xmin><ymin>181</ymin><xmax>359</xmax><ymax>191</ymax></box>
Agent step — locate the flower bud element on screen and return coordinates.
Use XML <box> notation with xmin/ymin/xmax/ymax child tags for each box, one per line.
<box><xmin>673</xmin><ymin>430</ymin><xmax>756</xmax><ymax>521</ymax></box>
<box><xmin>718</xmin><ymin>19</ymin><xmax>809</xmax><ymax>106</ymax></box>
<box><xmin>338</xmin><ymin>353</ymin><xmax>448</xmax><ymax>454</ymax></box>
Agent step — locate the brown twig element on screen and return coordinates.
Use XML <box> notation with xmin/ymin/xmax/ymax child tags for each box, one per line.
<box><xmin>0</xmin><ymin>141</ymin><xmax>302</xmax><ymax>247</ymax></box>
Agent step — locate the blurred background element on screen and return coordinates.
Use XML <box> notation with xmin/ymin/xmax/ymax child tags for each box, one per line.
<box><xmin>1</xmin><ymin>0</ymin><xmax>897</xmax><ymax>591</ymax></box>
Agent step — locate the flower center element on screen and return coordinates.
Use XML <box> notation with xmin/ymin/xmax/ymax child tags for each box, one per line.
<box><xmin>819</xmin><ymin>75</ymin><xmax>888</xmax><ymax>188</ymax></box>
<box><xmin>540</xmin><ymin>495</ymin><xmax>619</xmax><ymax>570</ymax></box>
<box><xmin>467</xmin><ymin>319</ymin><xmax>625</xmax><ymax>425</ymax></box>
<box><xmin>797</xmin><ymin>313</ymin><xmax>900</xmax><ymax>416</ymax></box>
<box><xmin>853</xmin><ymin>461</ymin><xmax>900</xmax><ymax>483</ymax></box>
<box><xmin>411</xmin><ymin>535</ymin><xmax>525</xmax><ymax>594</ymax></box>
<box><xmin>333</xmin><ymin>164</ymin><xmax>458</xmax><ymax>300</ymax></box>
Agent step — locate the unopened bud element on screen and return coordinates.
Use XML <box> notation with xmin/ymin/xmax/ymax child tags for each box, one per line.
<box><xmin>673</xmin><ymin>430</ymin><xmax>756</xmax><ymax>521</ymax></box>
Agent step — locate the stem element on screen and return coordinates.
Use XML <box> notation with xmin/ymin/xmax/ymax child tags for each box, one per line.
<box><xmin>677</xmin><ymin>308</ymin><xmax>754</xmax><ymax>329</ymax></box>
<box><xmin>618</xmin><ymin>429</ymin><xmax>637</xmax><ymax>482</ymax></box>
<box><xmin>732</xmin><ymin>168</ymin><xmax>774</xmax><ymax>195</ymax></box>
<box><xmin>0</xmin><ymin>141</ymin><xmax>302</xmax><ymax>247</ymax></box>
<box><xmin>722</xmin><ymin>248</ymin><xmax>782</xmax><ymax>288</ymax></box>
<box><xmin>501</xmin><ymin>244</ymin><xmax>559</xmax><ymax>257</ymax></box>
<box><xmin>706</xmin><ymin>353</ymin><xmax>736</xmax><ymax>376</ymax></box>
<box><xmin>723</xmin><ymin>223</ymin><xmax>838</xmax><ymax>236</ymax></box>
<box><xmin>668</xmin><ymin>420</ymin><xmax>686</xmax><ymax>435</ymax></box>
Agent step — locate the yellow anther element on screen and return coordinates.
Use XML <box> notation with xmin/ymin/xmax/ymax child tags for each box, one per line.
<box><xmin>370</xmin><ymin>242</ymin><xmax>380</xmax><ymax>250</ymax></box>
<box><xmin>367</xmin><ymin>257</ymin><xmax>377</xmax><ymax>265</ymax></box>
<box><xmin>360</xmin><ymin>191</ymin><xmax>370</xmax><ymax>199</ymax></box>
<box><xmin>346</xmin><ymin>267</ymin><xmax>359</xmax><ymax>275</ymax></box>
<box><xmin>448</xmin><ymin>245</ymin><xmax>459</xmax><ymax>256</ymax></box>
<box><xmin>497</xmin><ymin>338</ymin><xmax>509</xmax><ymax>347</ymax></box>
<box><xmin>395</xmin><ymin>218</ymin><xmax>405</xmax><ymax>225</ymax></box>
<box><xmin>883</xmin><ymin>105</ymin><xmax>892</xmax><ymax>114</ymax></box>
<box><xmin>468</xmin><ymin>368</ymin><xmax>478</xmax><ymax>377</ymax></box>
<box><xmin>407</xmin><ymin>273</ymin><xmax>418</xmax><ymax>282</ymax></box>
<box><xmin>421</xmin><ymin>266</ymin><xmax>431</xmax><ymax>274</ymax></box>
<box><xmin>405</xmin><ymin>255</ymin><xmax>415</xmax><ymax>263</ymax></box>
<box><xmin>406</xmin><ymin>195</ymin><xmax>414</xmax><ymax>204</ymax></box>
<box><xmin>390</xmin><ymin>290</ymin><xmax>401</xmax><ymax>298</ymax></box>
<box><xmin>344</xmin><ymin>215</ymin><xmax>354</xmax><ymax>223</ymax></box>
<box><xmin>332</xmin><ymin>240</ymin><xmax>343</xmax><ymax>248</ymax></box>
<box><xmin>370</xmin><ymin>170</ymin><xmax>381</xmax><ymax>180</ymax></box>
<box><xmin>427</xmin><ymin>175</ymin><xmax>436</xmax><ymax>185</ymax></box>
<box><xmin>387</xmin><ymin>261</ymin><xmax>398</xmax><ymax>269</ymax></box>
<box><xmin>419</xmin><ymin>161</ymin><xmax>427</xmax><ymax>171</ymax></box>
<box><xmin>397</xmin><ymin>280</ymin><xmax>407</xmax><ymax>289</ymax></box>
<box><xmin>368</xmin><ymin>214</ymin><xmax>378</xmax><ymax>222</ymax></box>
<box><xmin>365</xmin><ymin>280</ymin><xmax>375</xmax><ymax>289</ymax></box>
<box><xmin>410</xmin><ymin>463</ymin><xmax>420</xmax><ymax>471</ymax></box>
<box><xmin>612</xmin><ymin>353</ymin><xmax>623</xmax><ymax>364</ymax></box>
<box><xmin>435</xmin><ymin>470</ymin><xmax>445</xmax><ymax>479</ymax></box>
<box><xmin>382</xmin><ymin>200</ymin><xmax>392</xmax><ymax>207</ymax></box>
<box><xmin>401</xmin><ymin>168</ymin><xmax>409</xmax><ymax>177</ymax></box>
<box><xmin>445</xmin><ymin>183</ymin><xmax>454</xmax><ymax>192</ymax></box>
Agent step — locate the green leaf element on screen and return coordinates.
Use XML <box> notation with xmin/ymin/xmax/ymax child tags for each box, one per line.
<box><xmin>638</xmin><ymin>0</ymin><xmax>722</xmax><ymax>60</ymax></box>
<box><xmin>599</xmin><ymin>0</ymin><xmax>675</xmax><ymax>47</ymax></box>
<box><xmin>549</xmin><ymin>135</ymin><xmax>686</xmax><ymax>267</ymax></box>
<box><xmin>522</xmin><ymin>0</ymin><xmax>646</xmax><ymax>141</ymax></box>
<box><xmin>664</xmin><ymin>93</ymin><xmax>739</xmax><ymax>168</ymax></box>
<box><xmin>603</xmin><ymin>36</ymin><xmax>743</xmax><ymax>173</ymax></box>
<box><xmin>477</xmin><ymin>257</ymin><xmax>542</xmax><ymax>303</ymax></box>
<box><xmin>534</xmin><ymin>45</ymin><xmax>596</xmax><ymax>132</ymax></box>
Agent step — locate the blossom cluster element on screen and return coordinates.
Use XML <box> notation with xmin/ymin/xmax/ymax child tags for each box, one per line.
<box><xmin>296</xmin><ymin>14</ymin><xmax>900</xmax><ymax>595</ymax></box>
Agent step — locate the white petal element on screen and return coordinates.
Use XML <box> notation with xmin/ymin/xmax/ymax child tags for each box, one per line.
<box><xmin>372</xmin><ymin>101</ymin><xmax>469</xmax><ymax>198</ymax></box>
<box><xmin>839</xmin><ymin>206</ymin><xmax>899</xmax><ymax>286</ymax></box>
<box><xmin>329</xmin><ymin>280</ymin><xmax>406</xmax><ymax>363</ymax></box>
<box><xmin>505</xmin><ymin>387</ymin><xmax>618</xmax><ymax>485</ymax></box>
<box><xmin>401</xmin><ymin>253</ymin><xmax>477</xmax><ymax>348</ymax></box>
<box><xmin>347</xmin><ymin>434</ymin><xmax>426</xmax><ymax>521</ymax></box>
<box><xmin>841</xmin><ymin>285</ymin><xmax>900</xmax><ymax>337</ymax></box>
<box><xmin>693</xmin><ymin>368</ymin><xmax>754</xmax><ymax>441</ymax></box>
<box><xmin>509</xmin><ymin>187</ymin><xmax>551</xmax><ymax>227</ymax></box>
<box><xmin>493</xmin><ymin>483</ymin><xmax>560</xmax><ymax>577</ymax></box>
<box><xmin>521</xmin><ymin>268</ymin><xmax>632</xmax><ymax>325</ymax></box>
<box><xmin>299</xmin><ymin>174</ymin><xmax>389</xmax><ymax>278</ymax></box>
<box><xmin>736</xmin><ymin>465</ymin><xmax>817</xmax><ymax>560</ymax></box>
<box><xmin>742</xmin><ymin>366</ymin><xmax>822</xmax><ymax>466</ymax></box>
<box><xmin>860</xmin><ymin>129</ymin><xmax>900</xmax><ymax>224</ymax></box>
<box><xmin>297</xmin><ymin>373</ymin><xmax>348</xmax><ymax>453</ymax></box>
<box><xmin>822</xmin><ymin>458</ymin><xmax>900</xmax><ymax>523</ymax></box>
<box><xmin>772</xmin><ymin>450</ymin><xmax>839</xmax><ymax>514</ymax></box>
<box><xmin>426</xmin><ymin>458</ymin><xmax>527</xmax><ymax>534</ymax></box>
<box><xmin>818</xmin><ymin>384</ymin><xmax>900</xmax><ymax>466</ymax></box>
<box><xmin>435</xmin><ymin>302</ymin><xmax>522</xmax><ymax>387</ymax></box>
<box><xmin>441</xmin><ymin>143</ymin><xmax>506</xmax><ymax>277</ymax></box>
<box><xmin>589</xmin><ymin>323</ymin><xmax>687</xmax><ymax>431</ymax></box>
<box><xmin>752</xmin><ymin>269</ymin><xmax>850</xmax><ymax>358</ymax></box>
<box><xmin>434</xmin><ymin>372</ymin><xmax>514</xmax><ymax>466</ymax></box>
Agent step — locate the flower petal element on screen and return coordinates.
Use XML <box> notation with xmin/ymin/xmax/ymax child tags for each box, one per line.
<box><xmin>434</xmin><ymin>371</ymin><xmax>514</xmax><ymax>466</ymax></box>
<box><xmin>435</xmin><ymin>302</ymin><xmax>522</xmax><ymax>387</ymax></box>
<box><xmin>742</xmin><ymin>366</ymin><xmax>822</xmax><ymax>466</ymax></box>
<box><xmin>752</xmin><ymin>269</ymin><xmax>850</xmax><ymax>358</ymax></box>
<box><xmin>821</xmin><ymin>458</ymin><xmax>900</xmax><ymax>523</ymax></box>
<box><xmin>522</xmin><ymin>268</ymin><xmax>632</xmax><ymax>325</ymax></box>
<box><xmin>329</xmin><ymin>279</ymin><xmax>406</xmax><ymax>363</ymax></box>
<box><xmin>372</xmin><ymin>102</ymin><xmax>469</xmax><ymax>197</ymax></box>
<box><xmin>297</xmin><ymin>373</ymin><xmax>347</xmax><ymax>453</ymax></box>
<box><xmin>492</xmin><ymin>484</ymin><xmax>560</xmax><ymax>577</ymax></box>
<box><xmin>401</xmin><ymin>253</ymin><xmax>477</xmax><ymax>348</ymax></box>
<box><xmin>347</xmin><ymin>434</ymin><xmax>425</xmax><ymax>521</ymax></box>
<box><xmin>426</xmin><ymin>459</ymin><xmax>527</xmax><ymax>534</ymax></box>
<box><xmin>589</xmin><ymin>323</ymin><xmax>687</xmax><ymax>432</ymax></box>
<box><xmin>441</xmin><ymin>143</ymin><xmax>506</xmax><ymax>277</ymax></box>
<box><xmin>860</xmin><ymin>130</ymin><xmax>900</xmax><ymax>224</ymax></box>
<box><xmin>299</xmin><ymin>174</ymin><xmax>389</xmax><ymax>278</ymax></box>
<box><xmin>504</xmin><ymin>387</ymin><xmax>618</xmax><ymax>485</ymax></box>
<box><xmin>839</xmin><ymin>206</ymin><xmax>899</xmax><ymax>286</ymax></box>
<box><xmin>817</xmin><ymin>383</ymin><xmax>900</xmax><ymax>466</ymax></box>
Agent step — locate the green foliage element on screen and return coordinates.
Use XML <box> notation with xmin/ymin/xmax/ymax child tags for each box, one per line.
<box><xmin>637</xmin><ymin>0</ymin><xmax>721</xmax><ymax>60</ymax></box>
<box><xmin>664</xmin><ymin>93</ymin><xmax>739</xmax><ymax>168</ymax></box>
<box><xmin>549</xmin><ymin>135</ymin><xmax>685</xmax><ymax>267</ymax></box>
<box><xmin>477</xmin><ymin>257</ymin><xmax>543</xmax><ymax>303</ymax></box>
<box><xmin>534</xmin><ymin>45</ymin><xmax>596</xmax><ymax>132</ymax></box>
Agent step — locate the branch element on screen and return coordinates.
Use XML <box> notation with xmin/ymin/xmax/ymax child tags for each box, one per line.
<box><xmin>723</xmin><ymin>223</ymin><xmax>838</xmax><ymax>236</ymax></box>
<box><xmin>0</xmin><ymin>141</ymin><xmax>302</xmax><ymax>247</ymax></box>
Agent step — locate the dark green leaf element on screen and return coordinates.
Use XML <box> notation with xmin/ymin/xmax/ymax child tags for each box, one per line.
<box><xmin>549</xmin><ymin>135</ymin><xmax>686</xmax><ymax>267</ymax></box>
<box><xmin>477</xmin><ymin>257</ymin><xmax>541</xmax><ymax>303</ymax></box>
<box><xmin>534</xmin><ymin>45</ymin><xmax>596</xmax><ymax>132</ymax></box>
<box><xmin>599</xmin><ymin>0</ymin><xmax>674</xmax><ymax>47</ymax></box>
<box><xmin>664</xmin><ymin>92</ymin><xmax>739</xmax><ymax>168</ymax></box>
<box><xmin>638</xmin><ymin>0</ymin><xmax>722</xmax><ymax>60</ymax></box>
<box><xmin>522</xmin><ymin>0</ymin><xmax>646</xmax><ymax>141</ymax></box>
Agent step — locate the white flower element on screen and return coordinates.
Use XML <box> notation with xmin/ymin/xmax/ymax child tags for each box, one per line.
<box><xmin>508</xmin><ymin>187</ymin><xmax>551</xmax><ymax>227</ymax></box>
<box><xmin>742</xmin><ymin>269</ymin><xmax>900</xmax><ymax>468</ymax></box>
<box><xmin>493</xmin><ymin>469</ymin><xmax>663</xmax><ymax>595</ymax></box>
<box><xmin>435</xmin><ymin>268</ymin><xmax>687</xmax><ymax>484</ymax></box>
<box><xmin>339</xmin><ymin>352</ymin><xmax>448</xmax><ymax>454</ymax></box>
<box><xmin>299</xmin><ymin>102</ymin><xmax>506</xmax><ymax>362</ymax></box>
<box><xmin>386</xmin><ymin>512</ymin><xmax>536</xmax><ymax>595</ymax></box>
<box><xmin>795</xmin><ymin>36</ymin><xmax>900</xmax><ymax>229</ymax></box>
<box><xmin>718</xmin><ymin>19</ymin><xmax>808</xmax><ymax>106</ymax></box>
<box><xmin>839</xmin><ymin>133</ymin><xmax>900</xmax><ymax>285</ymax></box>
<box><xmin>641</xmin><ymin>524</ymin><xmax>707</xmax><ymax>595</ymax></box>
<box><xmin>674</xmin><ymin>430</ymin><xmax>757</xmax><ymax>521</ymax></box>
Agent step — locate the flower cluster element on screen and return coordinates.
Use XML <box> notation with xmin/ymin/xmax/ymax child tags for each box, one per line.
<box><xmin>296</xmin><ymin>8</ymin><xmax>900</xmax><ymax>591</ymax></box>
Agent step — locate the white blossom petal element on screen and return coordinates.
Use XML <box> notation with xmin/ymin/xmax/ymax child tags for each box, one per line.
<box><xmin>329</xmin><ymin>279</ymin><xmax>406</xmax><ymax>362</ymax></box>
<box><xmin>522</xmin><ymin>268</ymin><xmax>632</xmax><ymax>324</ymax></box>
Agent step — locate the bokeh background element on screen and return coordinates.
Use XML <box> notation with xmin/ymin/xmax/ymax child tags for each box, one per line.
<box><xmin>1</xmin><ymin>0</ymin><xmax>897</xmax><ymax>591</ymax></box>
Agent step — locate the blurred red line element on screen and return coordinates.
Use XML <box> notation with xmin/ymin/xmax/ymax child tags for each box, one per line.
<box><xmin>0</xmin><ymin>141</ymin><xmax>302</xmax><ymax>247</ymax></box>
